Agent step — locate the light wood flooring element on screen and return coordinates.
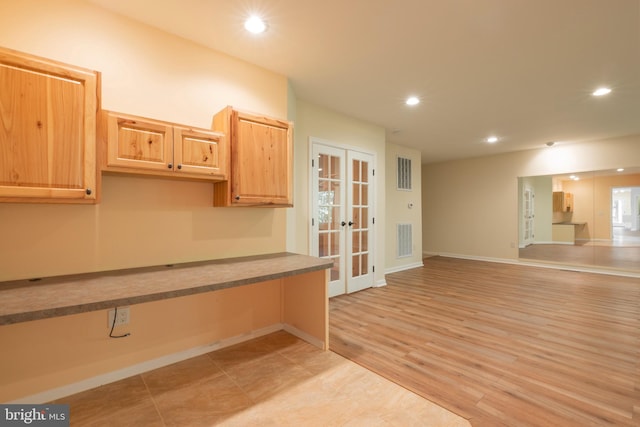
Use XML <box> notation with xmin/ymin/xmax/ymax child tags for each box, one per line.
<box><xmin>54</xmin><ymin>330</ymin><xmax>468</xmax><ymax>426</ymax></box>
<box><xmin>330</xmin><ymin>256</ymin><xmax>640</xmax><ymax>427</ymax></box>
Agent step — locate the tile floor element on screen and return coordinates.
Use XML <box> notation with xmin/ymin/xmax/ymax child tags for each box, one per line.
<box><xmin>54</xmin><ymin>331</ymin><xmax>469</xmax><ymax>426</ymax></box>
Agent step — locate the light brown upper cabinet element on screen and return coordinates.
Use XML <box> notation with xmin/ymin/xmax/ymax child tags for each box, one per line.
<box><xmin>553</xmin><ymin>191</ymin><xmax>574</xmax><ymax>213</ymax></box>
<box><xmin>102</xmin><ymin>112</ymin><xmax>227</xmax><ymax>181</ymax></box>
<box><xmin>0</xmin><ymin>47</ymin><xmax>99</xmax><ymax>203</ymax></box>
<box><xmin>212</xmin><ymin>107</ymin><xmax>293</xmax><ymax>207</ymax></box>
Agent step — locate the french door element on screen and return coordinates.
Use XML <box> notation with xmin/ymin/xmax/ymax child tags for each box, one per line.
<box><xmin>311</xmin><ymin>142</ymin><xmax>374</xmax><ymax>297</ymax></box>
<box><xmin>522</xmin><ymin>184</ymin><xmax>535</xmax><ymax>246</ymax></box>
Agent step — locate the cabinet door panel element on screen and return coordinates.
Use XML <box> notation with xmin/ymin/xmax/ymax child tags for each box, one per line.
<box><xmin>107</xmin><ymin>114</ymin><xmax>173</xmax><ymax>171</ymax></box>
<box><xmin>0</xmin><ymin>48</ymin><xmax>97</xmax><ymax>202</ymax></box>
<box><xmin>173</xmin><ymin>127</ymin><xmax>226</xmax><ymax>178</ymax></box>
<box><xmin>232</xmin><ymin>117</ymin><xmax>291</xmax><ymax>205</ymax></box>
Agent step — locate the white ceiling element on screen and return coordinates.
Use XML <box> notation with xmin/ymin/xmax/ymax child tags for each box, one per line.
<box><xmin>88</xmin><ymin>0</ymin><xmax>640</xmax><ymax>163</ymax></box>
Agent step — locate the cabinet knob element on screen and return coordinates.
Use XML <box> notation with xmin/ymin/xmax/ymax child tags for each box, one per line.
<box><xmin>341</xmin><ymin>221</ymin><xmax>346</xmax><ymax>226</ymax></box>
<box><xmin>235</xmin><ymin>196</ymin><xmax>240</xmax><ymax>200</ymax></box>
<box><xmin>86</xmin><ymin>188</ymin><xmax>92</xmax><ymax>195</ymax></box>
<box><xmin>167</xmin><ymin>163</ymin><xmax>173</xmax><ymax>169</ymax></box>
<box><xmin>348</xmin><ymin>221</ymin><xmax>354</xmax><ymax>226</ymax></box>
<box><xmin>177</xmin><ymin>164</ymin><xmax>182</xmax><ymax>170</ymax></box>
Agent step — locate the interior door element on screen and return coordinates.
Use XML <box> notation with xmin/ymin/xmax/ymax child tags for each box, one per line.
<box><xmin>312</xmin><ymin>144</ymin><xmax>346</xmax><ymax>297</ymax></box>
<box><xmin>523</xmin><ymin>185</ymin><xmax>535</xmax><ymax>246</ymax></box>
<box><xmin>311</xmin><ymin>143</ymin><xmax>374</xmax><ymax>297</ymax></box>
<box><xmin>346</xmin><ymin>151</ymin><xmax>374</xmax><ymax>293</ymax></box>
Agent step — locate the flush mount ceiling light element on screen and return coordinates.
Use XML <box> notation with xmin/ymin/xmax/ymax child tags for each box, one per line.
<box><xmin>546</xmin><ymin>141</ymin><xmax>556</xmax><ymax>147</ymax></box>
<box><xmin>405</xmin><ymin>96</ymin><xmax>420</xmax><ymax>106</ymax></box>
<box><xmin>592</xmin><ymin>87</ymin><xmax>612</xmax><ymax>97</ymax></box>
<box><xmin>617</xmin><ymin>168</ymin><xmax>625</xmax><ymax>172</ymax></box>
<box><xmin>486</xmin><ymin>136</ymin><xmax>498</xmax><ymax>144</ymax></box>
<box><xmin>244</xmin><ymin>15</ymin><xmax>266</xmax><ymax>34</ymax></box>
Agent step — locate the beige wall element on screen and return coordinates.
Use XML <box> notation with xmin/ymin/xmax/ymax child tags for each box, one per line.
<box><xmin>0</xmin><ymin>0</ymin><xmax>292</xmax><ymax>401</ymax></box>
<box><xmin>0</xmin><ymin>0</ymin><xmax>289</xmax><ymax>282</ymax></box>
<box><xmin>423</xmin><ymin>134</ymin><xmax>640</xmax><ymax>261</ymax></box>
<box><xmin>291</xmin><ymin>100</ymin><xmax>387</xmax><ymax>286</ymax></box>
<box><xmin>385</xmin><ymin>143</ymin><xmax>423</xmax><ymax>272</ymax></box>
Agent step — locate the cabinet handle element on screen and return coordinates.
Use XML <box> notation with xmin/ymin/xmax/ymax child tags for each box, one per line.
<box><xmin>85</xmin><ymin>188</ymin><xmax>92</xmax><ymax>195</ymax></box>
<box><xmin>177</xmin><ymin>164</ymin><xmax>182</xmax><ymax>170</ymax></box>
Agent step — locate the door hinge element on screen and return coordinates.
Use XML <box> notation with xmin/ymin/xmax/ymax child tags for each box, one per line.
<box><xmin>372</xmin><ymin>217</ymin><xmax>375</xmax><ymax>224</ymax></box>
<box><xmin>372</xmin><ymin>169</ymin><xmax>375</xmax><ymax>176</ymax></box>
<box><xmin>312</xmin><ymin>218</ymin><xmax>315</xmax><ymax>226</ymax></box>
<box><xmin>373</xmin><ymin>266</ymin><xmax>375</xmax><ymax>273</ymax></box>
<box><xmin>312</xmin><ymin>159</ymin><xmax>314</xmax><ymax>167</ymax></box>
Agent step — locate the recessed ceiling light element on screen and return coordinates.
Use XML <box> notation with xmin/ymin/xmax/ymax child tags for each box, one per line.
<box><xmin>486</xmin><ymin>136</ymin><xmax>498</xmax><ymax>143</ymax></box>
<box><xmin>244</xmin><ymin>16</ymin><xmax>266</xmax><ymax>34</ymax></box>
<box><xmin>592</xmin><ymin>87</ymin><xmax>611</xmax><ymax>97</ymax></box>
<box><xmin>545</xmin><ymin>141</ymin><xmax>556</xmax><ymax>147</ymax></box>
<box><xmin>617</xmin><ymin>168</ymin><xmax>625</xmax><ymax>172</ymax></box>
<box><xmin>405</xmin><ymin>96</ymin><xmax>420</xmax><ymax>106</ymax></box>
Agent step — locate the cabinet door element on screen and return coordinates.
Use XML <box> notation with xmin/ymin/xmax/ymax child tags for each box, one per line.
<box><xmin>0</xmin><ymin>48</ymin><xmax>98</xmax><ymax>202</ymax></box>
<box><xmin>173</xmin><ymin>126</ymin><xmax>226</xmax><ymax>179</ymax></box>
<box><xmin>230</xmin><ymin>110</ymin><xmax>293</xmax><ymax>206</ymax></box>
<box><xmin>106</xmin><ymin>113</ymin><xmax>174</xmax><ymax>171</ymax></box>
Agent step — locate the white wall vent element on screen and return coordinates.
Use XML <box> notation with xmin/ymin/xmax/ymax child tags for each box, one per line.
<box><xmin>397</xmin><ymin>156</ymin><xmax>412</xmax><ymax>190</ymax></box>
<box><xmin>397</xmin><ymin>223</ymin><xmax>413</xmax><ymax>258</ymax></box>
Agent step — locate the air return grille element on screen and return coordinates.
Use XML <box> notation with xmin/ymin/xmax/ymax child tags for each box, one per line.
<box><xmin>397</xmin><ymin>223</ymin><xmax>413</xmax><ymax>258</ymax></box>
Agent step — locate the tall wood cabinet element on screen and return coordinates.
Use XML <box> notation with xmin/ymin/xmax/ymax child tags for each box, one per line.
<box><xmin>0</xmin><ymin>47</ymin><xmax>99</xmax><ymax>203</ymax></box>
<box><xmin>101</xmin><ymin>112</ymin><xmax>227</xmax><ymax>181</ymax></box>
<box><xmin>212</xmin><ymin>107</ymin><xmax>293</xmax><ymax>207</ymax></box>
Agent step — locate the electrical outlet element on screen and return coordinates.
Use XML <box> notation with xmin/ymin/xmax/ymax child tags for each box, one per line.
<box><xmin>108</xmin><ymin>307</ymin><xmax>130</xmax><ymax>327</ymax></box>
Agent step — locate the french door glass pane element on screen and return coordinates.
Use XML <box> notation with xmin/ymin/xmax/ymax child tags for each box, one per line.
<box><xmin>319</xmin><ymin>233</ymin><xmax>328</xmax><ymax>257</ymax></box>
<box><xmin>331</xmin><ymin>258</ymin><xmax>340</xmax><ymax>281</ymax></box>
<box><xmin>352</xmin><ymin>231</ymin><xmax>360</xmax><ymax>252</ymax></box>
<box><xmin>352</xmin><ymin>255</ymin><xmax>360</xmax><ymax>278</ymax></box>
<box><xmin>318</xmin><ymin>153</ymin><xmax>342</xmax><ymax>284</ymax></box>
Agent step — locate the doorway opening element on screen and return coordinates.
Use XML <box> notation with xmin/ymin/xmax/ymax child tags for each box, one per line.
<box><xmin>611</xmin><ymin>186</ymin><xmax>640</xmax><ymax>246</ymax></box>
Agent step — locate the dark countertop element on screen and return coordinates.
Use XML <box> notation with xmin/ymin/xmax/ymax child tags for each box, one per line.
<box><xmin>0</xmin><ymin>252</ymin><xmax>332</xmax><ymax>325</ymax></box>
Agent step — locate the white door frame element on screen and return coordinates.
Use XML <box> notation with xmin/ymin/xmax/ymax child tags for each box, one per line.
<box><xmin>309</xmin><ymin>137</ymin><xmax>376</xmax><ymax>297</ymax></box>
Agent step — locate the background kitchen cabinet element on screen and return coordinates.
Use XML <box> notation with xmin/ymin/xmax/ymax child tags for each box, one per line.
<box><xmin>212</xmin><ymin>107</ymin><xmax>293</xmax><ymax>207</ymax></box>
<box><xmin>0</xmin><ymin>47</ymin><xmax>99</xmax><ymax>203</ymax></box>
<box><xmin>103</xmin><ymin>112</ymin><xmax>227</xmax><ymax>180</ymax></box>
<box><xmin>553</xmin><ymin>191</ymin><xmax>573</xmax><ymax>213</ymax></box>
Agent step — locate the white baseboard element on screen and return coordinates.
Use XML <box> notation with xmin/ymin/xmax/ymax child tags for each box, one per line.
<box><xmin>385</xmin><ymin>262</ymin><xmax>424</xmax><ymax>275</ymax></box>
<box><xmin>423</xmin><ymin>251</ymin><xmax>640</xmax><ymax>278</ymax></box>
<box><xmin>374</xmin><ymin>279</ymin><xmax>387</xmax><ymax>288</ymax></box>
<box><xmin>424</xmin><ymin>251</ymin><xmax>516</xmax><ymax>265</ymax></box>
<box><xmin>10</xmin><ymin>323</ymin><xmax>284</xmax><ymax>404</ymax></box>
